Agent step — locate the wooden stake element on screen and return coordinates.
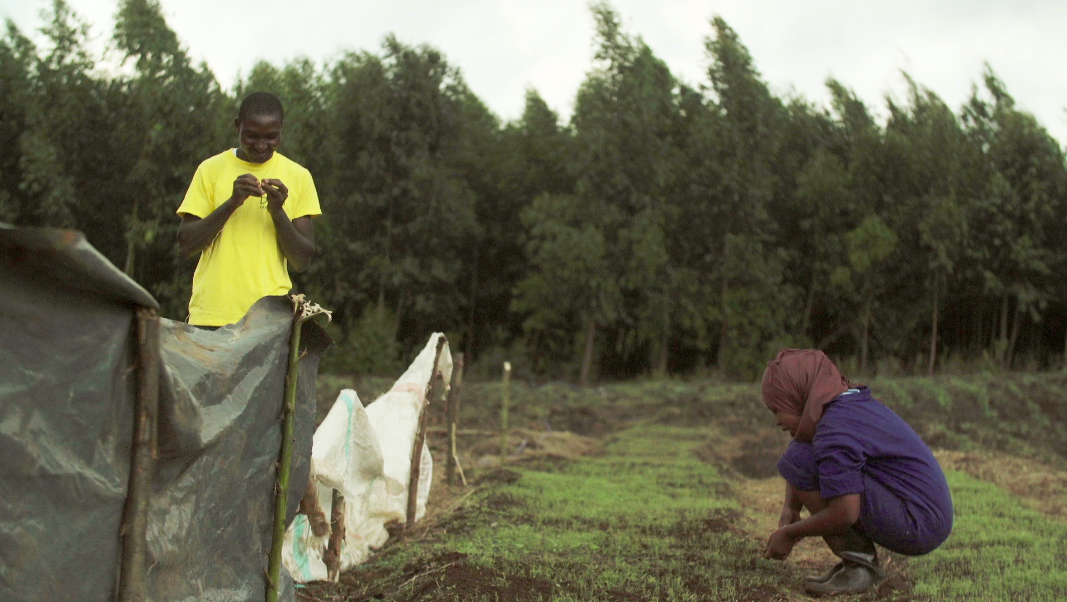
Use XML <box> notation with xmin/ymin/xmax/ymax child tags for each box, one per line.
<box><xmin>446</xmin><ymin>353</ymin><xmax>464</xmax><ymax>485</ymax></box>
<box><xmin>118</xmin><ymin>307</ymin><xmax>160</xmax><ymax>602</ymax></box>
<box><xmin>500</xmin><ymin>362</ymin><xmax>512</xmax><ymax>462</ymax></box>
<box><xmin>325</xmin><ymin>489</ymin><xmax>346</xmax><ymax>582</ymax></box>
<box><xmin>406</xmin><ymin>336</ymin><xmax>447</xmax><ymax>529</ymax></box>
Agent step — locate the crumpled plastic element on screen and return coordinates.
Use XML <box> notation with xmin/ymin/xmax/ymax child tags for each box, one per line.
<box><xmin>283</xmin><ymin>334</ymin><xmax>451</xmax><ymax>582</ymax></box>
<box><xmin>1</xmin><ymin>225</ymin><xmax>329</xmax><ymax>602</ymax></box>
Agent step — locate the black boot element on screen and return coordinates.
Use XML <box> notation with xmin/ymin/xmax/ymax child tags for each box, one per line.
<box><xmin>803</xmin><ymin>559</ymin><xmax>885</xmax><ymax>597</ymax></box>
<box><xmin>804</xmin><ymin>529</ymin><xmax>887</xmax><ymax>595</ymax></box>
<box><xmin>803</xmin><ymin>561</ymin><xmax>844</xmax><ymax>584</ymax></box>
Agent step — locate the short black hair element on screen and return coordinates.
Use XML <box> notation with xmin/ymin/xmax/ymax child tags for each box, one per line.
<box><xmin>238</xmin><ymin>91</ymin><xmax>284</xmax><ymax>123</ymax></box>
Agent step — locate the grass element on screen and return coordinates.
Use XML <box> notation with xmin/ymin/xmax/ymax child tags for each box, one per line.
<box><xmin>909</xmin><ymin>470</ymin><xmax>1067</xmax><ymax>601</ymax></box>
<box><xmin>317</xmin><ymin>424</ymin><xmax>788</xmax><ymax>601</ymax></box>
<box><xmin>300</xmin><ymin>371</ymin><xmax>1067</xmax><ymax>602</ymax></box>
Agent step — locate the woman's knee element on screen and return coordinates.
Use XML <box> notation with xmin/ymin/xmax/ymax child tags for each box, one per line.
<box><xmin>794</xmin><ymin>488</ymin><xmax>827</xmax><ymax>513</ymax></box>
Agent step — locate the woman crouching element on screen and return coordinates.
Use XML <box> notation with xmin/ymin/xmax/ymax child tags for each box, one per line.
<box><xmin>760</xmin><ymin>349</ymin><xmax>953</xmax><ymax>596</ymax></box>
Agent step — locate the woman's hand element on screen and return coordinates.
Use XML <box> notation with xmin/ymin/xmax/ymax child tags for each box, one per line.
<box><xmin>763</xmin><ymin>528</ymin><xmax>797</xmax><ymax>560</ymax></box>
<box><xmin>778</xmin><ymin>505</ymin><xmax>801</xmax><ymax>530</ymax></box>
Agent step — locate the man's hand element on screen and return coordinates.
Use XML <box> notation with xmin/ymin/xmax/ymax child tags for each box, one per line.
<box><xmin>231</xmin><ymin>173</ymin><xmax>264</xmax><ymax>205</ymax></box>
<box><xmin>763</xmin><ymin>528</ymin><xmax>797</xmax><ymax>560</ymax></box>
<box><xmin>262</xmin><ymin>178</ymin><xmax>288</xmax><ymax>214</ymax></box>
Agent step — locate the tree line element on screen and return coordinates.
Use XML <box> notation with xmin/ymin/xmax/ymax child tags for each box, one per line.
<box><xmin>4</xmin><ymin>0</ymin><xmax>1067</xmax><ymax>382</ymax></box>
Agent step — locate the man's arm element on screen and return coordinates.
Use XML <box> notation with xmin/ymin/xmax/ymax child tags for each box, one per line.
<box><xmin>177</xmin><ymin>173</ymin><xmax>262</xmax><ymax>258</ymax></box>
<box><xmin>263</xmin><ymin>178</ymin><xmax>315</xmax><ymax>272</ymax></box>
<box><xmin>272</xmin><ymin>213</ymin><xmax>315</xmax><ymax>272</ymax></box>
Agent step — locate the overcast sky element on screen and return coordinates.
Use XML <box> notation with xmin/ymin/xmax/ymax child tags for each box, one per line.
<box><xmin>5</xmin><ymin>0</ymin><xmax>1066</xmax><ymax>146</ymax></box>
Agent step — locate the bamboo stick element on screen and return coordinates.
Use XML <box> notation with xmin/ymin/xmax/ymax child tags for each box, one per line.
<box><xmin>265</xmin><ymin>310</ymin><xmax>304</xmax><ymax>602</ymax></box>
<box><xmin>118</xmin><ymin>307</ymin><xmax>160</xmax><ymax>602</ymax></box>
<box><xmin>406</xmin><ymin>336</ymin><xmax>447</xmax><ymax>529</ymax></box>
<box><xmin>500</xmin><ymin>361</ymin><xmax>512</xmax><ymax>462</ymax></box>
<box><xmin>446</xmin><ymin>353</ymin><xmax>464</xmax><ymax>485</ymax></box>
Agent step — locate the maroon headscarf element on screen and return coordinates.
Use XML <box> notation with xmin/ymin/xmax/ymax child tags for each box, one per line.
<box><xmin>761</xmin><ymin>349</ymin><xmax>851</xmax><ymax>442</ymax></box>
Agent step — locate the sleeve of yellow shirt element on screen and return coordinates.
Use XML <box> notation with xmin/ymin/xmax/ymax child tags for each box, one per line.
<box><xmin>291</xmin><ymin>168</ymin><xmax>322</xmax><ymax>219</ymax></box>
<box><xmin>176</xmin><ymin>161</ymin><xmax>215</xmax><ymax>218</ymax></box>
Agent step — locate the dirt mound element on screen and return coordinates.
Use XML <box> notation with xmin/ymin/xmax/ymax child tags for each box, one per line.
<box><xmin>461</xmin><ymin>427</ymin><xmax>602</xmax><ymax>472</ymax></box>
<box><xmin>693</xmin><ymin>420</ymin><xmax>789</xmax><ymax>479</ymax></box>
<box><xmin>936</xmin><ymin>449</ymin><xmax>1067</xmax><ymax>520</ymax></box>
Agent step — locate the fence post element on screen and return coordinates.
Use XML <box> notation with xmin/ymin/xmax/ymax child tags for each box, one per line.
<box><xmin>325</xmin><ymin>489</ymin><xmax>346</xmax><ymax>582</ymax></box>
<box><xmin>446</xmin><ymin>353</ymin><xmax>465</xmax><ymax>485</ymax></box>
<box><xmin>118</xmin><ymin>307</ymin><xmax>160</xmax><ymax>602</ymax></box>
<box><xmin>500</xmin><ymin>361</ymin><xmax>511</xmax><ymax>463</ymax></box>
<box><xmin>406</xmin><ymin>336</ymin><xmax>447</xmax><ymax>529</ymax></box>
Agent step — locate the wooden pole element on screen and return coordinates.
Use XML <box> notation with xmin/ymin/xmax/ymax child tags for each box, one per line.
<box><xmin>266</xmin><ymin>312</ymin><xmax>304</xmax><ymax>602</ymax></box>
<box><xmin>325</xmin><ymin>489</ymin><xmax>346</xmax><ymax>582</ymax></box>
<box><xmin>118</xmin><ymin>307</ymin><xmax>160</xmax><ymax>602</ymax></box>
<box><xmin>446</xmin><ymin>353</ymin><xmax>464</xmax><ymax>485</ymax></box>
<box><xmin>406</xmin><ymin>336</ymin><xmax>447</xmax><ymax>529</ymax></box>
<box><xmin>500</xmin><ymin>361</ymin><xmax>512</xmax><ymax>462</ymax></box>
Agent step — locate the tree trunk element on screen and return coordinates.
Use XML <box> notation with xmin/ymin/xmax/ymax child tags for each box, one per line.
<box><xmin>379</xmin><ymin>200</ymin><xmax>393</xmax><ymax>307</ymax></box>
<box><xmin>996</xmin><ymin>294</ymin><xmax>1009</xmax><ymax>364</ymax></box>
<box><xmin>1062</xmin><ymin>319</ymin><xmax>1067</xmax><ymax>370</ymax></box>
<box><xmin>860</xmin><ymin>297</ymin><xmax>872</xmax><ymax>375</ymax></box>
<box><xmin>928</xmin><ymin>277</ymin><xmax>939</xmax><ymax>376</ymax></box>
<box><xmin>1006</xmin><ymin>303</ymin><xmax>1023</xmax><ymax>370</ymax></box>
<box><xmin>123</xmin><ymin>198</ymin><xmax>140</xmax><ymax>277</ymax></box>
<box><xmin>718</xmin><ymin>275</ymin><xmax>730</xmax><ymax>367</ymax></box>
<box><xmin>465</xmin><ymin>246</ymin><xmax>478</xmax><ymax>358</ymax></box>
<box><xmin>579</xmin><ymin>317</ymin><xmax>596</xmax><ymax>387</ymax></box>
<box><xmin>800</xmin><ymin>272</ymin><xmax>817</xmax><ymax>335</ymax></box>
<box><xmin>654</xmin><ymin>293</ymin><xmax>669</xmax><ymax>377</ymax></box>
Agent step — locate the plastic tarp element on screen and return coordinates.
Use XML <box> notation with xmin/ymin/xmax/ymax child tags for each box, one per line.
<box><xmin>283</xmin><ymin>334</ymin><xmax>451</xmax><ymax>582</ymax></box>
<box><xmin>1</xmin><ymin>225</ymin><xmax>328</xmax><ymax>602</ymax></box>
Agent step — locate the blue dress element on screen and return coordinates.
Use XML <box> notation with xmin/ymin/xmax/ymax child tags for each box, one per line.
<box><xmin>776</xmin><ymin>387</ymin><xmax>953</xmax><ymax>555</ymax></box>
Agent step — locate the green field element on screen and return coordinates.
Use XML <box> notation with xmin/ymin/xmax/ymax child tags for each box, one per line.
<box><xmin>299</xmin><ymin>372</ymin><xmax>1067</xmax><ymax>601</ymax></box>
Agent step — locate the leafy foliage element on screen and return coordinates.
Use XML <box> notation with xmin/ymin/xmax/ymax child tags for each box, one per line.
<box><xmin>6</xmin><ymin>1</ymin><xmax>1067</xmax><ymax>379</ymax></box>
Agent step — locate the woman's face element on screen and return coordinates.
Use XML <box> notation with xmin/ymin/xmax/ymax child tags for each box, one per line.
<box><xmin>773</xmin><ymin>410</ymin><xmax>801</xmax><ymax>437</ymax></box>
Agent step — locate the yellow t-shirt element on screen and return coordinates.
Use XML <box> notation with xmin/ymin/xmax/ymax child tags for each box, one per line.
<box><xmin>177</xmin><ymin>150</ymin><xmax>321</xmax><ymax>326</ymax></box>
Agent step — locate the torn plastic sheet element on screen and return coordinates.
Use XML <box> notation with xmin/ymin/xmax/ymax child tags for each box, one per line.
<box><xmin>283</xmin><ymin>334</ymin><xmax>451</xmax><ymax>582</ymax></box>
<box><xmin>1</xmin><ymin>226</ymin><xmax>328</xmax><ymax>602</ymax></box>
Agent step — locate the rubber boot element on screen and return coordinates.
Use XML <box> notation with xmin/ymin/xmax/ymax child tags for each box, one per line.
<box><xmin>804</xmin><ymin>527</ymin><xmax>875</xmax><ymax>583</ymax></box>
<box><xmin>804</xmin><ymin>562</ymin><xmax>884</xmax><ymax>597</ymax></box>
<box><xmin>803</xmin><ymin>528</ymin><xmax>887</xmax><ymax>595</ymax></box>
<box><xmin>803</xmin><ymin>561</ymin><xmax>844</xmax><ymax>584</ymax></box>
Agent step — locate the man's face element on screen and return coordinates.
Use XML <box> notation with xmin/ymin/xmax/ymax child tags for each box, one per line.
<box><xmin>235</xmin><ymin>112</ymin><xmax>282</xmax><ymax>163</ymax></box>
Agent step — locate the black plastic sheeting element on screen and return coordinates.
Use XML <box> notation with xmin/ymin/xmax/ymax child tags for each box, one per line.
<box><xmin>1</xmin><ymin>225</ymin><xmax>330</xmax><ymax>602</ymax></box>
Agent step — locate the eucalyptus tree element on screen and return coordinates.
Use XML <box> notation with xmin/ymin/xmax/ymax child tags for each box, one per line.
<box><xmin>112</xmin><ymin>0</ymin><xmax>230</xmax><ymax>315</ymax></box>
<box><xmin>0</xmin><ymin>21</ymin><xmax>35</xmax><ymax>224</ymax></box>
<box><xmin>961</xmin><ymin>68</ymin><xmax>1067</xmax><ymax>367</ymax></box>
<box><xmin>325</xmin><ymin>38</ymin><xmax>481</xmax><ymax>354</ymax></box>
<box><xmin>882</xmin><ymin>77</ymin><xmax>973</xmax><ymax>373</ymax></box>
<box><xmin>5</xmin><ymin>0</ymin><xmax>97</xmax><ymax>231</ymax></box>
<box><xmin>806</xmin><ymin>80</ymin><xmax>890</xmax><ymax>367</ymax></box>
<box><xmin>490</xmin><ymin>90</ymin><xmax>576</xmax><ymax>364</ymax></box>
<box><xmin>701</xmin><ymin>16</ymin><xmax>796</xmax><ymax>376</ymax></box>
<box><xmin>534</xmin><ymin>2</ymin><xmax>678</xmax><ymax>382</ymax></box>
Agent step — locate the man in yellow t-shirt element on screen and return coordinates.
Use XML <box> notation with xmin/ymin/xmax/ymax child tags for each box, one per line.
<box><xmin>176</xmin><ymin>92</ymin><xmax>321</xmax><ymax>327</ymax></box>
